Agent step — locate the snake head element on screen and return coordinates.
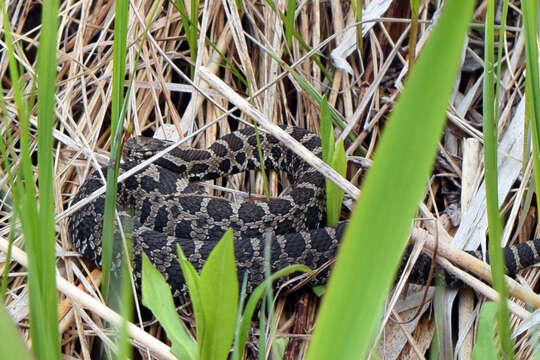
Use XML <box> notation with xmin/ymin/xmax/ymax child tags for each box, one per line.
<box><xmin>123</xmin><ymin>136</ymin><xmax>174</xmax><ymax>162</ymax></box>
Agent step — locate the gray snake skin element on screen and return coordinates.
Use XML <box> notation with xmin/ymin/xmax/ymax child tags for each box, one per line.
<box><xmin>68</xmin><ymin>126</ymin><xmax>540</xmax><ymax>298</ymax></box>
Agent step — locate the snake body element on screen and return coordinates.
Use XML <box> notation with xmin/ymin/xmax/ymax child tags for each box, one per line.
<box><xmin>68</xmin><ymin>126</ymin><xmax>540</xmax><ymax>298</ymax></box>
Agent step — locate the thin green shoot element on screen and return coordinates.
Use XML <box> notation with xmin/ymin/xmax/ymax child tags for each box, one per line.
<box><xmin>408</xmin><ymin>0</ymin><xmax>419</xmax><ymax>75</ymax></box>
<box><xmin>320</xmin><ymin>96</ymin><xmax>346</xmax><ymax>226</ymax></box>
<box><xmin>522</xmin><ymin>0</ymin><xmax>540</xmax><ymax>220</ymax></box>
<box><xmin>483</xmin><ymin>0</ymin><xmax>513</xmax><ymax>356</ymax></box>
<box><xmin>252</xmin><ymin>123</ymin><xmax>270</xmax><ymax>202</ymax></box>
<box><xmin>173</xmin><ymin>0</ymin><xmax>199</xmax><ymax>77</ymax></box>
<box><xmin>100</xmin><ymin>0</ymin><xmax>130</xmax><ymax>301</ymax></box>
<box><xmin>354</xmin><ymin>0</ymin><xmax>363</xmax><ymax>56</ymax></box>
<box><xmin>285</xmin><ymin>0</ymin><xmax>296</xmax><ymax>49</ymax></box>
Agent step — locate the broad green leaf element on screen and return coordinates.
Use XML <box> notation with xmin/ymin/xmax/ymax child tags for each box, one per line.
<box><xmin>326</xmin><ymin>139</ymin><xmax>346</xmax><ymax>226</ymax></box>
<box><xmin>199</xmin><ymin>230</ymin><xmax>238</xmax><ymax>360</ymax></box>
<box><xmin>0</xmin><ymin>303</ymin><xmax>32</xmax><ymax>359</ymax></box>
<box><xmin>306</xmin><ymin>1</ymin><xmax>474</xmax><ymax>358</ymax></box>
<box><xmin>472</xmin><ymin>302</ymin><xmax>498</xmax><ymax>360</ymax></box>
<box><xmin>142</xmin><ymin>253</ymin><xmax>198</xmax><ymax>360</ymax></box>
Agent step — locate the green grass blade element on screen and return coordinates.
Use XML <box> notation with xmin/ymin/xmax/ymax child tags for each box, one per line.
<box><xmin>326</xmin><ymin>140</ymin><xmax>346</xmax><ymax>226</ymax></box>
<box><xmin>523</xmin><ymin>0</ymin><xmax>540</xmax><ymax>219</ymax></box>
<box><xmin>116</xmin><ymin>259</ymin><xmax>133</xmax><ymax>360</ymax></box>
<box><xmin>258</xmin><ymin>297</ymin><xmax>267</xmax><ymax>360</ymax></box>
<box><xmin>231</xmin><ymin>274</ymin><xmax>248</xmax><ymax>360</ymax></box>
<box><xmin>142</xmin><ymin>253</ymin><xmax>198</xmax><ymax>360</ymax></box>
<box><xmin>472</xmin><ymin>302</ymin><xmax>498</xmax><ymax>360</ymax></box>
<box><xmin>320</xmin><ymin>95</ymin><xmax>345</xmax><ymax>225</ymax></box>
<box><xmin>522</xmin><ymin>0</ymin><xmax>540</xmax><ymax>126</ymax></box>
<box><xmin>253</xmin><ymin>124</ymin><xmax>270</xmax><ymax>201</ymax></box>
<box><xmin>174</xmin><ymin>0</ymin><xmax>198</xmax><ymax>75</ymax></box>
<box><xmin>190</xmin><ymin>0</ymin><xmax>200</xmax><ymax>64</ymax></box>
<box><xmin>177</xmin><ymin>244</ymin><xmax>204</xmax><ymax>343</ymax></box>
<box><xmin>408</xmin><ymin>0</ymin><xmax>419</xmax><ymax>73</ymax></box>
<box><xmin>0</xmin><ymin>219</ymin><xmax>14</xmax><ymax>300</ymax></box>
<box><xmin>320</xmin><ymin>95</ymin><xmax>334</xmax><ymax>164</ymax></box>
<box><xmin>483</xmin><ymin>0</ymin><xmax>513</xmax><ymax>356</ymax></box>
<box><xmin>114</xmin><ymin>221</ymin><xmax>134</xmax><ymax>360</ymax></box>
<box><xmin>199</xmin><ymin>229</ymin><xmax>238</xmax><ymax>360</ymax></box>
<box><xmin>0</xmin><ymin>3</ymin><xmax>28</xmax><ymax>125</ymax></box>
<box><xmin>101</xmin><ymin>0</ymin><xmax>129</xmax><ymax>300</ymax></box>
<box><xmin>355</xmin><ymin>0</ymin><xmax>363</xmax><ymax>55</ymax></box>
<box><xmin>494</xmin><ymin>0</ymin><xmax>508</xmax><ymax>112</ymax></box>
<box><xmin>0</xmin><ymin>117</ymin><xmax>16</xmax><ymax>301</ymax></box>
<box><xmin>0</xmin><ymin>303</ymin><xmax>32</xmax><ymax>359</ymax></box>
<box><xmin>98</xmin><ymin>2</ymin><xmax>131</xmax><ymax>357</ymax></box>
<box><xmin>305</xmin><ymin>1</ymin><xmax>474</xmax><ymax>358</ymax></box>
<box><xmin>232</xmin><ymin>264</ymin><xmax>311</xmax><ymax>360</ymax></box>
<box><xmin>24</xmin><ymin>0</ymin><xmax>62</xmax><ymax>357</ymax></box>
<box><xmin>285</xmin><ymin>0</ymin><xmax>295</xmax><ymax>48</ymax></box>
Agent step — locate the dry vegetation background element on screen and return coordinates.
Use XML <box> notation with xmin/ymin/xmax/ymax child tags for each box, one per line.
<box><xmin>0</xmin><ymin>0</ymin><xmax>538</xmax><ymax>358</ymax></box>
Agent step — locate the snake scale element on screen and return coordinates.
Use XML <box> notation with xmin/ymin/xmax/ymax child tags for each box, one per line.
<box><xmin>68</xmin><ymin>126</ymin><xmax>540</xmax><ymax>299</ymax></box>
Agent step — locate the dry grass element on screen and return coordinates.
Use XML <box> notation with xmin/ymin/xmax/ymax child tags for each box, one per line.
<box><xmin>0</xmin><ymin>0</ymin><xmax>537</xmax><ymax>358</ymax></box>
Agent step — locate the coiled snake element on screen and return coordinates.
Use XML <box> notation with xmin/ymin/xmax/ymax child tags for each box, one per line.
<box><xmin>68</xmin><ymin>126</ymin><xmax>540</xmax><ymax>298</ymax></box>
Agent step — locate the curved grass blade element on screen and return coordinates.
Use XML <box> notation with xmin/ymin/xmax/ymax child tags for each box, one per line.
<box><xmin>305</xmin><ymin>1</ymin><xmax>474</xmax><ymax>358</ymax></box>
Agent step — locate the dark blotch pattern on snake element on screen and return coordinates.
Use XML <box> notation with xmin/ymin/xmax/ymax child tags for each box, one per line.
<box><xmin>68</xmin><ymin>127</ymin><xmax>540</xmax><ymax>299</ymax></box>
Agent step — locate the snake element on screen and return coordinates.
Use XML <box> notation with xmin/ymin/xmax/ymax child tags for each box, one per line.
<box><xmin>68</xmin><ymin>126</ymin><xmax>540</xmax><ymax>299</ymax></box>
